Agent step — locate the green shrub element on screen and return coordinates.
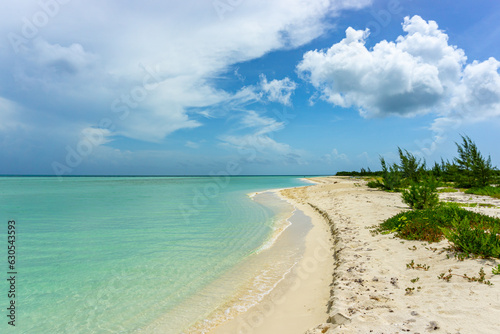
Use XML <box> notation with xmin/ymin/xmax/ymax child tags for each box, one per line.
<box><xmin>398</xmin><ymin>148</ymin><xmax>425</xmax><ymax>182</ymax></box>
<box><xmin>454</xmin><ymin>135</ymin><xmax>495</xmax><ymax>188</ymax></box>
<box><xmin>367</xmin><ymin>180</ymin><xmax>382</xmax><ymax>189</ymax></box>
<box><xmin>379</xmin><ymin>203</ymin><xmax>500</xmax><ymax>245</ymax></box>
<box><xmin>438</xmin><ymin>187</ymin><xmax>458</xmax><ymax>193</ymax></box>
<box><xmin>379</xmin><ymin>157</ymin><xmax>401</xmax><ymax>191</ymax></box>
<box><xmin>442</xmin><ymin>217</ymin><xmax>500</xmax><ymax>258</ymax></box>
<box><xmin>464</xmin><ymin>186</ymin><xmax>500</xmax><ymax>199</ymax></box>
<box><xmin>401</xmin><ymin>176</ymin><xmax>439</xmax><ymax>210</ymax></box>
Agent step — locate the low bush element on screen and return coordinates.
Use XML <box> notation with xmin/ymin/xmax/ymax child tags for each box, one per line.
<box><xmin>379</xmin><ymin>203</ymin><xmax>500</xmax><ymax>248</ymax></box>
<box><xmin>464</xmin><ymin>186</ymin><xmax>500</xmax><ymax>199</ymax></box>
<box><xmin>438</xmin><ymin>187</ymin><xmax>458</xmax><ymax>193</ymax></box>
<box><xmin>367</xmin><ymin>180</ymin><xmax>383</xmax><ymax>189</ymax></box>
<box><xmin>401</xmin><ymin>176</ymin><xmax>439</xmax><ymax>210</ymax></box>
<box><xmin>442</xmin><ymin>217</ymin><xmax>500</xmax><ymax>258</ymax></box>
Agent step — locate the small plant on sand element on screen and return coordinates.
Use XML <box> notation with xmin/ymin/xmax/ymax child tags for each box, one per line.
<box><xmin>438</xmin><ymin>268</ymin><xmax>493</xmax><ymax>285</ymax></box>
<box><xmin>406</xmin><ymin>260</ymin><xmax>430</xmax><ymax>271</ymax></box>
<box><xmin>410</xmin><ymin>277</ymin><xmax>420</xmax><ymax>283</ymax></box>
<box><xmin>402</xmin><ymin>175</ymin><xmax>439</xmax><ymax>210</ymax></box>
<box><xmin>465</xmin><ymin>186</ymin><xmax>500</xmax><ymax>199</ymax></box>
<box><xmin>438</xmin><ymin>187</ymin><xmax>458</xmax><ymax>193</ymax></box>
<box><xmin>438</xmin><ymin>269</ymin><xmax>453</xmax><ymax>282</ymax></box>
<box><xmin>492</xmin><ymin>264</ymin><xmax>500</xmax><ymax>275</ymax></box>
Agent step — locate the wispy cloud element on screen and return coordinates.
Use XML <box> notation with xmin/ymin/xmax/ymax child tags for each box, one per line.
<box><xmin>259</xmin><ymin>75</ymin><xmax>297</xmax><ymax>106</ymax></box>
<box><xmin>0</xmin><ymin>0</ymin><xmax>370</xmax><ymax>144</ymax></box>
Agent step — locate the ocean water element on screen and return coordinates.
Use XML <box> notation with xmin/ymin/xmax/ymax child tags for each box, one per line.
<box><xmin>0</xmin><ymin>176</ymin><xmax>310</xmax><ymax>333</ymax></box>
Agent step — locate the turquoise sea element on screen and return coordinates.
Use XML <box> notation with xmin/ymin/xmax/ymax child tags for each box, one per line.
<box><xmin>0</xmin><ymin>176</ymin><xmax>310</xmax><ymax>333</ymax></box>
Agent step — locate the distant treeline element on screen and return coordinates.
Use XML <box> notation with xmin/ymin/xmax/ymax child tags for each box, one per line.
<box><xmin>335</xmin><ymin>168</ymin><xmax>383</xmax><ymax>177</ymax></box>
<box><xmin>337</xmin><ymin>136</ymin><xmax>499</xmax><ymax>190</ymax></box>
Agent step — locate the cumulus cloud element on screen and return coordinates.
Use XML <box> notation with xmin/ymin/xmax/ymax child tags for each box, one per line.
<box><xmin>259</xmin><ymin>74</ymin><xmax>297</xmax><ymax>105</ymax></box>
<box><xmin>297</xmin><ymin>15</ymin><xmax>500</xmax><ymax>123</ymax></box>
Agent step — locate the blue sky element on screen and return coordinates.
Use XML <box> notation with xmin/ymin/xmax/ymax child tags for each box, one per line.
<box><xmin>1</xmin><ymin>0</ymin><xmax>499</xmax><ymax>175</ymax></box>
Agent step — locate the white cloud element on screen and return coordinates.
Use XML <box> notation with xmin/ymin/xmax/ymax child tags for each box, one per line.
<box><xmin>0</xmin><ymin>0</ymin><xmax>374</xmax><ymax>145</ymax></box>
<box><xmin>322</xmin><ymin>148</ymin><xmax>349</xmax><ymax>163</ymax></box>
<box><xmin>259</xmin><ymin>74</ymin><xmax>297</xmax><ymax>106</ymax></box>
<box><xmin>0</xmin><ymin>97</ymin><xmax>26</xmax><ymax>132</ymax></box>
<box><xmin>185</xmin><ymin>141</ymin><xmax>200</xmax><ymax>149</ymax></box>
<box><xmin>219</xmin><ymin>110</ymin><xmax>304</xmax><ymax>164</ymax></box>
<box><xmin>221</xmin><ymin>133</ymin><xmax>292</xmax><ymax>155</ymax></box>
<box><xmin>239</xmin><ymin>110</ymin><xmax>285</xmax><ymax>135</ymax></box>
<box><xmin>79</xmin><ymin>127</ymin><xmax>113</xmax><ymax>146</ymax></box>
<box><xmin>30</xmin><ymin>39</ymin><xmax>96</xmax><ymax>75</ymax></box>
<box><xmin>297</xmin><ymin>15</ymin><xmax>500</xmax><ymax>124</ymax></box>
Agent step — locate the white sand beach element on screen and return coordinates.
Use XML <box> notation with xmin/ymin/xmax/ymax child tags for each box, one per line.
<box><xmin>209</xmin><ymin>176</ymin><xmax>500</xmax><ymax>334</ymax></box>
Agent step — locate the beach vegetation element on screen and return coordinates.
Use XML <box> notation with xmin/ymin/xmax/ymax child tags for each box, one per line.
<box><xmin>452</xmin><ymin>135</ymin><xmax>495</xmax><ymax>188</ymax></box>
<box><xmin>406</xmin><ymin>260</ymin><xmax>430</xmax><ymax>271</ymax></box>
<box><xmin>378</xmin><ymin>157</ymin><xmax>401</xmax><ymax>191</ymax></box>
<box><xmin>367</xmin><ymin>180</ymin><xmax>382</xmax><ymax>188</ymax></box>
<box><xmin>401</xmin><ymin>175</ymin><xmax>439</xmax><ymax>209</ymax></box>
<box><xmin>438</xmin><ymin>268</ymin><xmax>492</xmax><ymax>285</ymax></box>
<box><xmin>464</xmin><ymin>186</ymin><xmax>500</xmax><ymax>199</ymax></box>
<box><xmin>437</xmin><ymin>187</ymin><xmax>458</xmax><ymax>193</ymax></box>
<box><xmin>398</xmin><ymin>147</ymin><xmax>425</xmax><ymax>184</ymax></box>
<box><xmin>437</xmin><ymin>270</ymin><xmax>453</xmax><ymax>282</ymax></box>
<box><xmin>441</xmin><ymin>216</ymin><xmax>500</xmax><ymax>258</ymax></box>
<box><xmin>379</xmin><ymin>203</ymin><xmax>500</xmax><ymax>252</ymax></box>
<box><xmin>375</xmin><ymin>136</ymin><xmax>498</xmax><ymax>193</ymax></box>
<box><xmin>492</xmin><ymin>264</ymin><xmax>500</xmax><ymax>275</ymax></box>
<box><xmin>376</xmin><ymin>135</ymin><xmax>500</xmax><ymax>258</ymax></box>
<box><xmin>335</xmin><ymin>168</ymin><xmax>382</xmax><ymax>177</ymax></box>
<box><xmin>452</xmin><ymin>202</ymin><xmax>497</xmax><ymax>208</ymax></box>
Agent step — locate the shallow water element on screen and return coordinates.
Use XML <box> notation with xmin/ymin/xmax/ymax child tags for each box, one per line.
<box><xmin>0</xmin><ymin>176</ymin><xmax>308</xmax><ymax>333</ymax></box>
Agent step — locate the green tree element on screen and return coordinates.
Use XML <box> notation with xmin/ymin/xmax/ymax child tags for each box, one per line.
<box><xmin>401</xmin><ymin>175</ymin><xmax>439</xmax><ymax>210</ymax></box>
<box><xmin>398</xmin><ymin>147</ymin><xmax>425</xmax><ymax>183</ymax></box>
<box><xmin>379</xmin><ymin>157</ymin><xmax>401</xmax><ymax>191</ymax></box>
<box><xmin>454</xmin><ymin>135</ymin><xmax>494</xmax><ymax>188</ymax></box>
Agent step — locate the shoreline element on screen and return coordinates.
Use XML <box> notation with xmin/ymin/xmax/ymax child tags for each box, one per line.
<box><xmin>214</xmin><ymin>175</ymin><xmax>500</xmax><ymax>333</ymax></box>
<box><xmin>208</xmin><ymin>183</ymin><xmax>335</xmax><ymax>333</ymax></box>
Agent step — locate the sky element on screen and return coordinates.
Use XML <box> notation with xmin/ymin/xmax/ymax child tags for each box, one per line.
<box><xmin>1</xmin><ymin>0</ymin><xmax>499</xmax><ymax>176</ymax></box>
